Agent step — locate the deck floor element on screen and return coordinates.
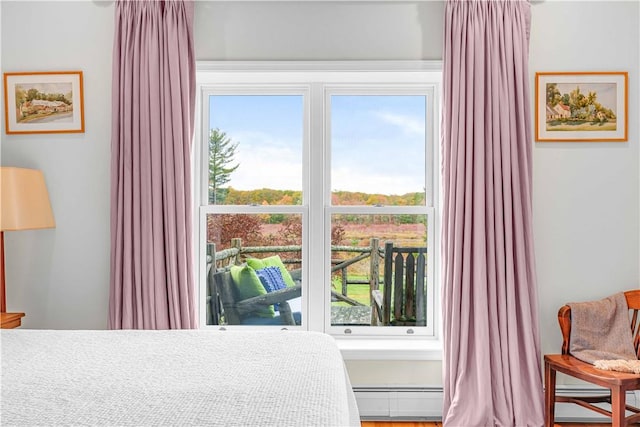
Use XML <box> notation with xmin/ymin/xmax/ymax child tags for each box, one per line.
<box><xmin>331</xmin><ymin>305</ymin><xmax>372</xmax><ymax>325</ymax></box>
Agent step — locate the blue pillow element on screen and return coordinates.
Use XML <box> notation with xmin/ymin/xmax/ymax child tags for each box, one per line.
<box><xmin>256</xmin><ymin>266</ymin><xmax>287</xmax><ymax>311</ymax></box>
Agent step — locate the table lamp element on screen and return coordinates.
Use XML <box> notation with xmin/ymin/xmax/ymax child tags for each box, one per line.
<box><xmin>0</xmin><ymin>167</ymin><xmax>55</xmax><ymax>314</ymax></box>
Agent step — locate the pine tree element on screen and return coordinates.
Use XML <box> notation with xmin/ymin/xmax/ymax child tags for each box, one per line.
<box><xmin>208</xmin><ymin>128</ymin><xmax>239</xmax><ymax>204</ymax></box>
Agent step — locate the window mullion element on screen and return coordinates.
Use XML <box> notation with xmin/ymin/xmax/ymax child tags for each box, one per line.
<box><xmin>307</xmin><ymin>82</ymin><xmax>326</xmax><ymax>333</ymax></box>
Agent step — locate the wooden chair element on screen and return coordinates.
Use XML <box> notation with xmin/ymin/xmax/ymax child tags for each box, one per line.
<box><xmin>207</xmin><ymin>268</ymin><xmax>302</xmax><ymax>326</ymax></box>
<box><xmin>544</xmin><ymin>290</ymin><xmax>640</xmax><ymax>427</ymax></box>
<box><xmin>372</xmin><ymin>242</ymin><xmax>427</xmax><ymax>326</ymax></box>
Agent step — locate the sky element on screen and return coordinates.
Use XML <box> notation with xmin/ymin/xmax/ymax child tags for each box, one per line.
<box><xmin>209</xmin><ymin>94</ymin><xmax>426</xmax><ymax>196</ymax></box>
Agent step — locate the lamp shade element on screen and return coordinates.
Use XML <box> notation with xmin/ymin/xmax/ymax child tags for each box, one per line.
<box><xmin>0</xmin><ymin>167</ymin><xmax>55</xmax><ymax>231</ymax></box>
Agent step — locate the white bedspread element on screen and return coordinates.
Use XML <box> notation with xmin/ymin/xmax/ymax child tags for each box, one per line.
<box><xmin>1</xmin><ymin>329</ymin><xmax>360</xmax><ymax>427</ymax></box>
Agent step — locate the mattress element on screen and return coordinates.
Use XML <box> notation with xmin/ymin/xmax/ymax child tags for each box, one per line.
<box><xmin>1</xmin><ymin>329</ymin><xmax>360</xmax><ymax>426</ymax></box>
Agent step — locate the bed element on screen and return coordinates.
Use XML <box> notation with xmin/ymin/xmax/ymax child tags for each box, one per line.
<box><xmin>1</xmin><ymin>329</ymin><xmax>360</xmax><ymax>426</ymax></box>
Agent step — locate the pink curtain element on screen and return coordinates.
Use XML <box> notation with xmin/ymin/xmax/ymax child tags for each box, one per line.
<box><xmin>109</xmin><ymin>0</ymin><xmax>197</xmax><ymax>329</ymax></box>
<box><xmin>441</xmin><ymin>0</ymin><xmax>543</xmax><ymax>425</ymax></box>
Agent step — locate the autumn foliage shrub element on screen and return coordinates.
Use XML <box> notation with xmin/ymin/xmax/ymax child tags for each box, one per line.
<box><xmin>208</xmin><ymin>214</ymin><xmax>346</xmax><ymax>250</ymax></box>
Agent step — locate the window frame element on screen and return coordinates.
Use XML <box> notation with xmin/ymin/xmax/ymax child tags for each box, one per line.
<box><xmin>195</xmin><ymin>61</ymin><xmax>442</xmax><ymax>350</ymax></box>
<box><xmin>197</xmin><ymin>85</ymin><xmax>310</xmax><ymax>331</ymax></box>
<box><xmin>323</xmin><ymin>86</ymin><xmax>436</xmax><ymax>337</ymax></box>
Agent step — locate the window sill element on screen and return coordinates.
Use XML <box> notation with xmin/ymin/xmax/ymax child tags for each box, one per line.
<box><xmin>334</xmin><ymin>336</ymin><xmax>443</xmax><ymax>361</ymax></box>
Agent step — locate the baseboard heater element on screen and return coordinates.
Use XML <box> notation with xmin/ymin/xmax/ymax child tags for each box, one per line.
<box><xmin>354</xmin><ymin>386</ymin><xmax>637</xmax><ymax>421</ymax></box>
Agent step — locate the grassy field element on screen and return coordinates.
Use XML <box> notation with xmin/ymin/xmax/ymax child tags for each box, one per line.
<box><xmin>339</xmin><ymin>222</ymin><xmax>426</xmax><ymax>247</ymax></box>
<box><xmin>332</xmin><ymin>281</ymin><xmax>374</xmax><ymax>306</ymax></box>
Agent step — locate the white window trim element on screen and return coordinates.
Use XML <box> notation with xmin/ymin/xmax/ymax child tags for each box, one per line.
<box><xmin>194</xmin><ymin>61</ymin><xmax>443</xmax><ymax>360</ymax></box>
<box><xmin>336</xmin><ymin>336</ymin><xmax>443</xmax><ymax>361</ymax></box>
<box><xmin>323</xmin><ymin>84</ymin><xmax>437</xmax><ymax>337</ymax></box>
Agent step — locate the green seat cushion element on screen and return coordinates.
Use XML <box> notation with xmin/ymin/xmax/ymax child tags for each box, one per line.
<box><xmin>246</xmin><ymin>255</ymin><xmax>296</xmax><ymax>287</ymax></box>
<box><xmin>229</xmin><ymin>265</ymin><xmax>275</xmax><ymax>318</ymax></box>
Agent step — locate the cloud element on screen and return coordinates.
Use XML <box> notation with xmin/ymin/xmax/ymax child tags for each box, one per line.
<box><xmin>224</xmin><ymin>129</ymin><xmax>424</xmax><ymax>196</ymax></box>
<box><xmin>227</xmin><ymin>131</ymin><xmax>302</xmax><ymax>191</ymax></box>
<box><xmin>374</xmin><ymin>112</ymin><xmax>425</xmax><ymax>137</ymax></box>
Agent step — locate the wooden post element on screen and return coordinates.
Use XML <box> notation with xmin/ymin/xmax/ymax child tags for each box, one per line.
<box><xmin>369</xmin><ymin>238</ymin><xmax>379</xmax><ymax>325</ymax></box>
<box><xmin>231</xmin><ymin>238</ymin><xmax>242</xmax><ymax>265</ymax></box>
<box><xmin>207</xmin><ymin>242</ymin><xmax>215</xmax><ymax>266</ymax></box>
<box><xmin>341</xmin><ymin>267</ymin><xmax>348</xmax><ymax>296</ymax></box>
<box><xmin>369</xmin><ymin>238</ymin><xmax>380</xmax><ymax>294</ymax></box>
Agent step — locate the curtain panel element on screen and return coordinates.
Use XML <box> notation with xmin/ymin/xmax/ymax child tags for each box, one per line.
<box><xmin>109</xmin><ymin>0</ymin><xmax>197</xmax><ymax>329</ymax></box>
<box><xmin>440</xmin><ymin>0</ymin><xmax>544</xmax><ymax>425</ymax></box>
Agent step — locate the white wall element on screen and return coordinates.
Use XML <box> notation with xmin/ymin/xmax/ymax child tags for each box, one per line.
<box><xmin>1</xmin><ymin>0</ymin><xmax>113</xmax><ymax>329</ymax></box>
<box><xmin>194</xmin><ymin>1</ymin><xmax>444</xmax><ymax>60</ymax></box>
<box><xmin>1</xmin><ymin>0</ymin><xmax>639</xmax><ymax>392</ymax></box>
<box><xmin>530</xmin><ymin>1</ymin><xmax>640</xmax><ymax>361</ymax></box>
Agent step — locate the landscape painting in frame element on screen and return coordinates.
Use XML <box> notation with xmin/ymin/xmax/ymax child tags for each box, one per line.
<box><xmin>535</xmin><ymin>72</ymin><xmax>627</xmax><ymax>142</ymax></box>
<box><xmin>3</xmin><ymin>71</ymin><xmax>84</xmax><ymax>134</ymax></box>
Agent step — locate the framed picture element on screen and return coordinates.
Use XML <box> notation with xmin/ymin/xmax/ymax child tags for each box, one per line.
<box><xmin>3</xmin><ymin>71</ymin><xmax>85</xmax><ymax>134</ymax></box>
<box><xmin>535</xmin><ymin>72</ymin><xmax>627</xmax><ymax>142</ymax></box>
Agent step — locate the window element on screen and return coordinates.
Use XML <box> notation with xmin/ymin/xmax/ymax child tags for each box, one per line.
<box><xmin>196</xmin><ymin>63</ymin><xmax>440</xmax><ymax>341</ymax></box>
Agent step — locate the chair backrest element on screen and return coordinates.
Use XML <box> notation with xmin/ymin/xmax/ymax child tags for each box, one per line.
<box><xmin>205</xmin><ymin>252</ymin><xmax>239</xmax><ymax>325</ymax></box>
<box><xmin>209</xmin><ymin>269</ymin><xmax>243</xmax><ymax>325</ymax></box>
<box><xmin>382</xmin><ymin>242</ymin><xmax>427</xmax><ymax>326</ymax></box>
<box><xmin>558</xmin><ymin>290</ymin><xmax>640</xmax><ymax>356</ymax></box>
<box><xmin>205</xmin><ymin>242</ymin><xmax>248</xmax><ymax>325</ymax></box>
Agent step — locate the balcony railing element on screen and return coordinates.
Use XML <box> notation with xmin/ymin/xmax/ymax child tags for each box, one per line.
<box><xmin>206</xmin><ymin>238</ymin><xmax>427</xmax><ymax>327</ymax></box>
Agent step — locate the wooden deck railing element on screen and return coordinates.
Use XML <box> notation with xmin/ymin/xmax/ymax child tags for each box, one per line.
<box><xmin>209</xmin><ymin>238</ymin><xmax>385</xmax><ymax>298</ymax></box>
<box><xmin>208</xmin><ymin>237</ymin><xmax>427</xmax><ymax>326</ymax></box>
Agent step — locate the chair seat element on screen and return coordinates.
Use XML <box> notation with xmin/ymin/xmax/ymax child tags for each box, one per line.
<box><xmin>545</xmin><ymin>354</ymin><xmax>640</xmax><ymax>387</ymax></box>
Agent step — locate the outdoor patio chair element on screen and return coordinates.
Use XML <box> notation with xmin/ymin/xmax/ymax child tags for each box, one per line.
<box><xmin>208</xmin><ymin>269</ymin><xmax>301</xmax><ymax>326</ymax></box>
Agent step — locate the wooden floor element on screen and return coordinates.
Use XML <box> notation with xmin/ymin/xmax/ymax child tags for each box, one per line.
<box><xmin>361</xmin><ymin>423</ymin><xmax>441</xmax><ymax>427</ymax></box>
<box><xmin>361</xmin><ymin>422</ymin><xmax>609</xmax><ymax>427</ymax></box>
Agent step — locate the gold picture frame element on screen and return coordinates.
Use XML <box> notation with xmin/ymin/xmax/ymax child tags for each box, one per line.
<box><xmin>535</xmin><ymin>71</ymin><xmax>627</xmax><ymax>142</ymax></box>
<box><xmin>4</xmin><ymin>71</ymin><xmax>85</xmax><ymax>134</ymax></box>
